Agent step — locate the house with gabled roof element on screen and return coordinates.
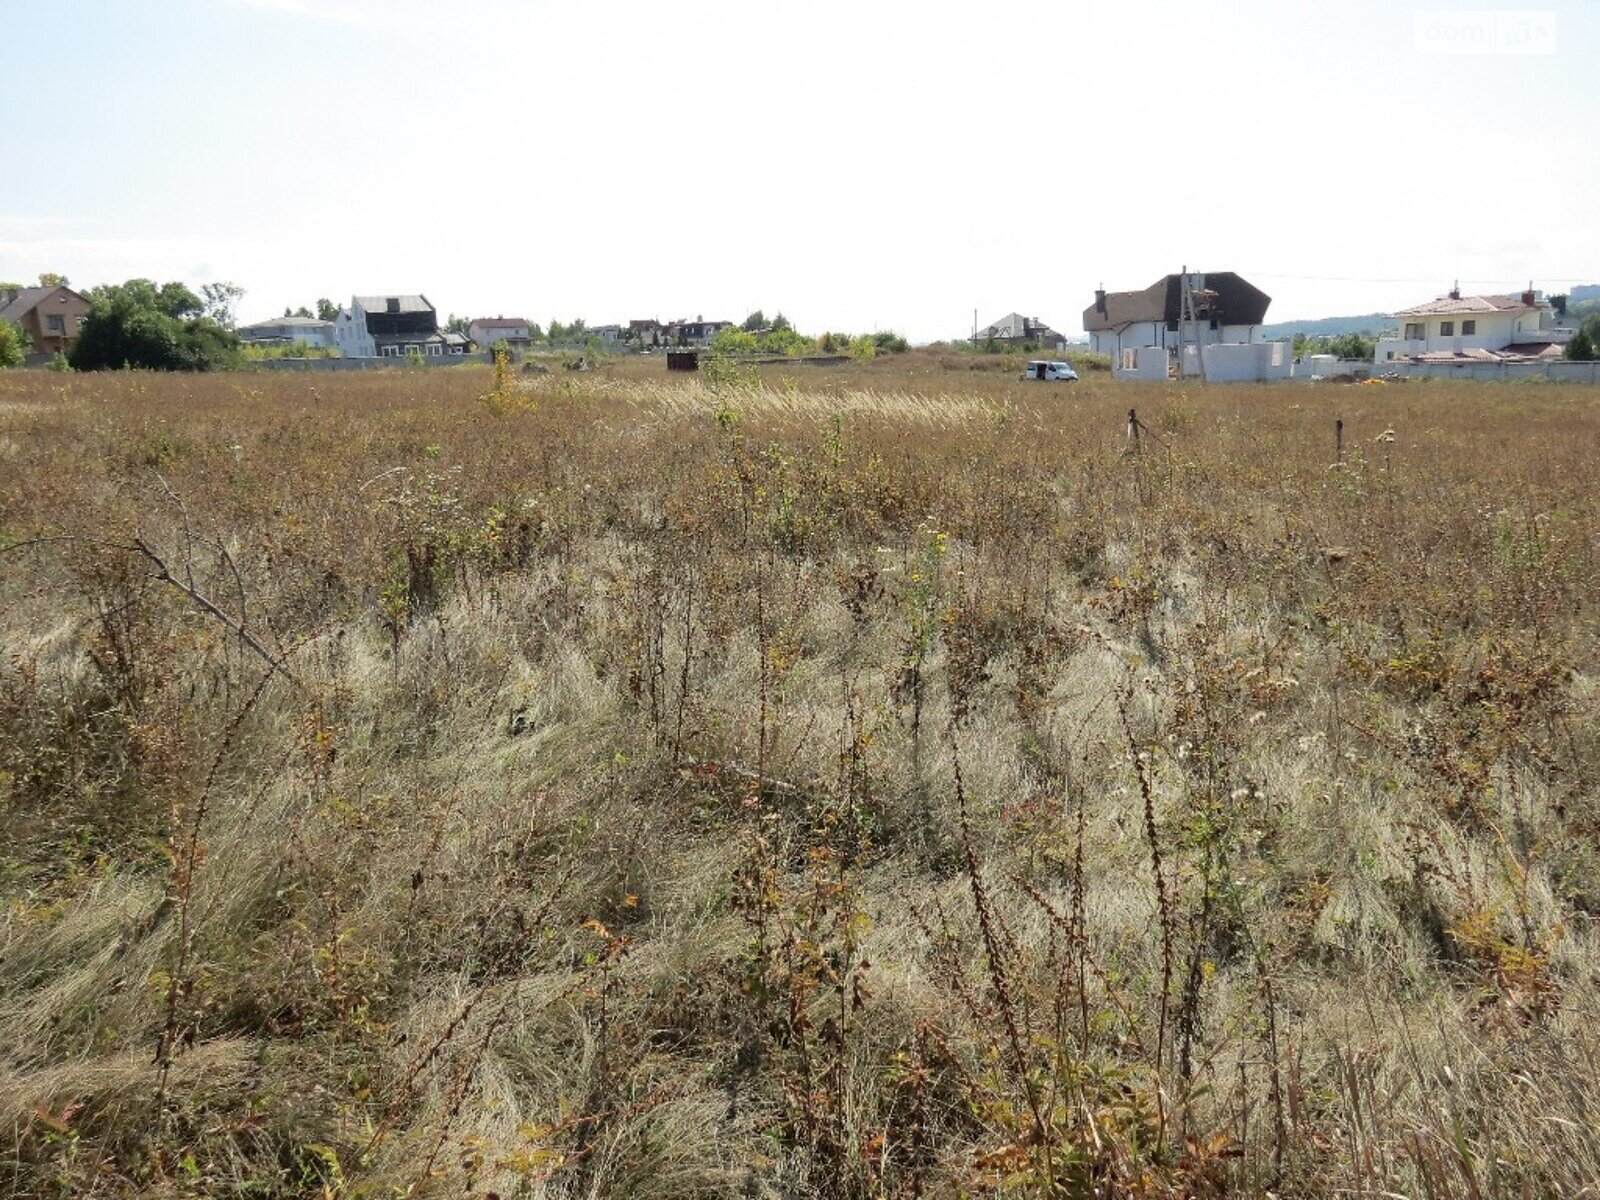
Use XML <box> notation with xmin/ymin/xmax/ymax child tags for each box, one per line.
<box><xmin>975</xmin><ymin>312</ymin><xmax>1069</xmax><ymax>350</ymax></box>
<box><xmin>467</xmin><ymin>317</ymin><xmax>533</xmax><ymax>349</ymax></box>
<box><xmin>1374</xmin><ymin>284</ymin><xmax>1570</xmax><ymax>364</ymax></box>
<box><xmin>1082</xmin><ymin>271</ymin><xmax>1272</xmax><ymax>360</ymax></box>
<box><xmin>334</xmin><ymin>294</ymin><xmax>463</xmax><ymax>358</ymax></box>
<box><xmin>0</xmin><ymin>284</ymin><xmax>91</xmax><ymax>357</ymax></box>
<box><xmin>663</xmin><ymin>316</ymin><xmax>733</xmax><ymax>345</ymax></box>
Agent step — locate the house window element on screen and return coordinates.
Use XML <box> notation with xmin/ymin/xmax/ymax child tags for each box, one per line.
<box><xmin>1462</xmin><ymin>320</ymin><xmax>1476</xmax><ymax>335</ymax></box>
<box><xmin>1440</xmin><ymin>321</ymin><xmax>1455</xmax><ymax>336</ymax></box>
<box><xmin>1404</xmin><ymin>323</ymin><xmax>1424</xmax><ymax>340</ymax></box>
<box><xmin>45</xmin><ymin>315</ymin><xmax>65</xmax><ymax>333</ymax></box>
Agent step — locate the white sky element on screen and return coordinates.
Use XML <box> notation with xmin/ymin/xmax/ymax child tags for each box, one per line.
<box><xmin>4</xmin><ymin>0</ymin><xmax>1597</xmax><ymax>341</ymax></box>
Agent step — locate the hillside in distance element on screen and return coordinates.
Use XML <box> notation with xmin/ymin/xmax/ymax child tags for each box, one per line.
<box><xmin>1260</xmin><ymin>312</ymin><xmax>1390</xmax><ymax>340</ymax></box>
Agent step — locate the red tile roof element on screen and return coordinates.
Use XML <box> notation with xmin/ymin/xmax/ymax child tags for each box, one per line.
<box><xmin>1393</xmin><ymin>294</ymin><xmax>1538</xmax><ymax>317</ymax></box>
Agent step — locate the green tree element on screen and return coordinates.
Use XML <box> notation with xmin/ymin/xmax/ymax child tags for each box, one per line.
<box><xmin>201</xmin><ymin>281</ymin><xmax>246</xmax><ymax>330</ymax></box>
<box><xmin>1565</xmin><ymin>319</ymin><xmax>1599</xmax><ymax>361</ymax></box>
<box><xmin>1326</xmin><ymin>332</ymin><xmax>1375</xmax><ymax>360</ymax></box>
<box><xmin>71</xmin><ymin>279</ymin><xmax>239</xmax><ymax>372</ymax></box>
<box><xmin>316</xmin><ymin>298</ymin><xmax>339</xmax><ymax>322</ymax></box>
<box><xmin>740</xmin><ymin>309</ymin><xmax>767</xmax><ymax>332</ymax></box>
<box><xmin>0</xmin><ymin>318</ymin><xmax>29</xmax><ymax>368</ymax></box>
<box><xmin>38</xmin><ymin>272</ymin><xmax>68</xmax><ymax>287</ymax></box>
<box><xmin>711</xmin><ymin>327</ymin><xmax>760</xmax><ymax>355</ymax></box>
<box><xmin>445</xmin><ymin>314</ymin><xmax>471</xmax><ymax>335</ymax></box>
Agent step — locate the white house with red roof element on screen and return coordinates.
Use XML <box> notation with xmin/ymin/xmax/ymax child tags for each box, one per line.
<box><xmin>467</xmin><ymin>317</ymin><xmax>534</xmax><ymax>348</ymax></box>
<box><xmin>1375</xmin><ymin>284</ymin><xmax>1571</xmax><ymax>364</ymax></box>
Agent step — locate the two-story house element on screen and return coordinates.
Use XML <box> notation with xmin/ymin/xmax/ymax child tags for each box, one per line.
<box><xmin>335</xmin><ymin>295</ymin><xmax>461</xmax><ymax>358</ymax></box>
<box><xmin>0</xmin><ymin>284</ymin><xmax>92</xmax><ymax>357</ymax></box>
<box><xmin>1374</xmin><ymin>286</ymin><xmax>1569</xmax><ymax>363</ymax></box>
<box><xmin>975</xmin><ymin>313</ymin><xmax>1069</xmax><ymax>351</ymax></box>
<box><xmin>1082</xmin><ymin>272</ymin><xmax>1272</xmax><ymax>360</ymax></box>
<box><xmin>628</xmin><ymin>318</ymin><xmax>664</xmax><ymax>346</ymax></box>
<box><xmin>467</xmin><ymin>317</ymin><xmax>533</xmax><ymax>349</ymax></box>
<box><xmin>663</xmin><ymin>317</ymin><xmax>733</xmax><ymax>345</ymax></box>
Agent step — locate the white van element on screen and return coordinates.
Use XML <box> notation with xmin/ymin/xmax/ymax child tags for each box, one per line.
<box><xmin>1020</xmin><ymin>360</ymin><xmax>1078</xmax><ymax>382</ymax></box>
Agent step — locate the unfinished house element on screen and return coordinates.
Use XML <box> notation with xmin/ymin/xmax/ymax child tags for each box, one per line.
<box><xmin>1083</xmin><ymin>271</ymin><xmax>1273</xmax><ymax>379</ymax></box>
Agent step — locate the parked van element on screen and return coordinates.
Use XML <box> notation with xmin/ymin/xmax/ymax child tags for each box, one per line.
<box><xmin>1020</xmin><ymin>360</ymin><xmax>1078</xmax><ymax>382</ymax></box>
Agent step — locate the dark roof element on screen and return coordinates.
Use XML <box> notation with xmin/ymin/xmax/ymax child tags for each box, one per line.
<box><xmin>978</xmin><ymin>312</ymin><xmax>1065</xmax><ymax>341</ymax></box>
<box><xmin>1083</xmin><ymin>272</ymin><xmax>1271</xmax><ymax>332</ymax></box>
<box><xmin>1</xmin><ymin>285</ymin><xmax>88</xmax><ymax>324</ymax></box>
<box><xmin>469</xmin><ymin>317</ymin><xmax>529</xmax><ymax>329</ymax></box>
<box><xmin>1504</xmin><ymin>342</ymin><xmax>1564</xmax><ymax>358</ymax></box>
<box><xmin>356</xmin><ymin>294</ymin><xmax>434</xmax><ymax>315</ymax></box>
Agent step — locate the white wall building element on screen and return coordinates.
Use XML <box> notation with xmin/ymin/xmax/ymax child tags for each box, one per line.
<box><xmin>333</xmin><ymin>306</ymin><xmax>375</xmax><ymax>358</ymax></box>
<box><xmin>1375</xmin><ymin>287</ymin><xmax>1571</xmax><ymax>363</ymax></box>
<box><xmin>467</xmin><ymin>317</ymin><xmax>533</xmax><ymax>347</ymax></box>
<box><xmin>1084</xmin><ymin>272</ymin><xmax>1272</xmax><ymax>362</ymax></box>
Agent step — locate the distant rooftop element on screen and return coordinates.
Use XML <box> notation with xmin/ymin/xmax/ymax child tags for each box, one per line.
<box><xmin>1393</xmin><ymin>293</ymin><xmax>1543</xmax><ymax>317</ymax></box>
<box><xmin>239</xmin><ymin>316</ymin><xmax>332</xmax><ymax>331</ymax></box>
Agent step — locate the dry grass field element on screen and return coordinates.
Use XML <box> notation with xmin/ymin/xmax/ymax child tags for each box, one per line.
<box><xmin>2</xmin><ymin>355</ymin><xmax>1598</xmax><ymax>1198</ymax></box>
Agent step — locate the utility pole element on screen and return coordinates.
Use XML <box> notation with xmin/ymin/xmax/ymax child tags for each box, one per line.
<box><xmin>1178</xmin><ymin>265</ymin><xmax>1209</xmax><ymax>383</ymax></box>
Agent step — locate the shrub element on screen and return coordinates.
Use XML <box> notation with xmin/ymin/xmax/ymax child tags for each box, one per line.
<box><xmin>0</xmin><ymin>317</ymin><xmax>29</xmax><ymax>367</ymax></box>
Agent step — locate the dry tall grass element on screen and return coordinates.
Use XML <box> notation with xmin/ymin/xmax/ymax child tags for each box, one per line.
<box><xmin>2</xmin><ymin>358</ymin><xmax>1598</xmax><ymax>1197</ymax></box>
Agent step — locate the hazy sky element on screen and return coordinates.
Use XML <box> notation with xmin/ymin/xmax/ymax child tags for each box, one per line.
<box><xmin>5</xmin><ymin>0</ymin><xmax>1596</xmax><ymax>341</ymax></box>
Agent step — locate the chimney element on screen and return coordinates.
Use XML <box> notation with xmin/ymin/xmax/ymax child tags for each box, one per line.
<box><xmin>1449</xmin><ymin>280</ymin><xmax>1461</xmax><ymax>301</ymax></box>
<box><xmin>1095</xmin><ymin>286</ymin><xmax>1107</xmax><ymax>315</ymax></box>
<box><xmin>1522</xmin><ymin>281</ymin><xmax>1536</xmax><ymax>306</ymax></box>
<box><xmin>386</xmin><ymin>297</ymin><xmax>400</xmax><ymax>314</ymax></box>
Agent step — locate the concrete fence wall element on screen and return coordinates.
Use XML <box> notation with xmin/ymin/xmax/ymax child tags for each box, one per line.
<box><xmin>1377</xmin><ymin>359</ymin><xmax>1600</xmax><ymax>383</ymax></box>
<box><xmin>1205</xmin><ymin>341</ymin><xmax>1293</xmax><ymax>382</ymax></box>
<box><xmin>1113</xmin><ymin>346</ymin><xmax>1168</xmax><ymax>381</ymax></box>
<box><xmin>252</xmin><ymin>354</ymin><xmax>495</xmax><ymax>372</ymax></box>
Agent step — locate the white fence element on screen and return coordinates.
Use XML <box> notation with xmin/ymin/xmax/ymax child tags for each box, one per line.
<box><xmin>1372</xmin><ymin>359</ymin><xmax>1600</xmax><ymax>383</ymax></box>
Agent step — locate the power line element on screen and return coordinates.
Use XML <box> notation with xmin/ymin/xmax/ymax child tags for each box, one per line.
<box><xmin>1246</xmin><ymin>272</ymin><xmax>1600</xmax><ymax>286</ymax></box>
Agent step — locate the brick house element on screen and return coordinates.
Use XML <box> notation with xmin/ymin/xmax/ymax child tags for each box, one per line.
<box><xmin>0</xmin><ymin>285</ymin><xmax>92</xmax><ymax>356</ymax></box>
